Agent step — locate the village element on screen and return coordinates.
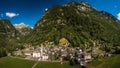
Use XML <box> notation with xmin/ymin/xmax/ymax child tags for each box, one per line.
<box><xmin>11</xmin><ymin>38</ymin><xmax>111</xmax><ymax>66</ymax></box>
<box><xmin>13</xmin><ymin>45</ymin><xmax>89</xmax><ymax>65</ymax></box>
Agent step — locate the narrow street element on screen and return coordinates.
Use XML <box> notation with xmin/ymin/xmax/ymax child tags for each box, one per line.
<box><xmin>32</xmin><ymin>61</ymin><xmax>39</xmax><ymax>68</ymax></box>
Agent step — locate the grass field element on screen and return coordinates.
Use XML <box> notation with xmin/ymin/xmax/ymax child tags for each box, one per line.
<box><xmin>2</xmin><ymin>55</ymin><xmax>120</xmax><ymax>68</ymax></box>
<box><xmin>35</xmin><ymin>62</ymin><xmax>80</xmax><ymax>68</ymax></box>
<box><xmin>89</xmin><ymin>55</ymin><xmax>120</xmax><ymax>68</ymax></box>
<box><xmin>0</xmin><ymin>57</ymin><xmax>35</xmax><ymax>68</ymax></box>
<box><xmin>0</xmin><ymin>56</ymin><xmax>80</xmax><ymax>68</ymax></box>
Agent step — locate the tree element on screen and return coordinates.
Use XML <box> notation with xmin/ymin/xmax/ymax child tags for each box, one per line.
<box><xmin>59</xmin><ymin>38</ymin><xmax>70</xmax><ymax>47</ymax></box>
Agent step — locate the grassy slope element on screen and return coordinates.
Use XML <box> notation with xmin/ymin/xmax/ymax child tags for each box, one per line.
<box><xmin>0</xmin><ymin>57</ymin><xmax>35</xmax><ymax>68</ymax></box>
<box><xmin>0</xmin><ymin>57</ymin><xmax>80</xmax><ymax>68</ymax></box>
<box><xmin>35</xmin><ymin>62</ymin><xmax>80</xmax><ymax>68</ymax></box>
<box><xmin>89</xmin><ymin>55</ymin><xmax>120</xmax><ymax>68</ymax></box>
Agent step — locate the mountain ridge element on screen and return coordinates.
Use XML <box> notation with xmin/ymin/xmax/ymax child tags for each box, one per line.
<box><xmin>14</xmin><ymin>23</ymin><xmax>32</xmax><ymax>35</ymax></box>
<box><xmin>28</xmin><ymin>2</ymin><xmax>120</xmax><ymax>48</ymax></box>
<box><xmin>0</xmin><ymin>19</ymin><xmax>23</xmax><ymax>57</ymax></box>
<box><xmin>0</xmin><ymin>19</ymin><xmax>20</xmax><ymax>38</ymax></box>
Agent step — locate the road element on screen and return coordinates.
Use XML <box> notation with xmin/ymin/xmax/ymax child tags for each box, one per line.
<box><xmin>32</xmin><ymin>61</ymin><xmax>39</xmax><ymax>68</ymax></box>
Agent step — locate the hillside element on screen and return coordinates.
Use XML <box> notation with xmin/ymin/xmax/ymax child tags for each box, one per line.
<box><xmin>28</xmin><ymin>2</ymin><xmax>120</xmax><ymax>48</ymax></box>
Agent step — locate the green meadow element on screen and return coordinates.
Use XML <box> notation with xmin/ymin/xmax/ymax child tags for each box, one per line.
<box><xmin>2</xmin><ymin>55</ymin><xmax>120</xmax><ymax>68</ymax></box>
<box><xmin>35</xmin><ymin>62</ymin><xmax>80</xmax><ymax>68</ymax></box>
<box><xmin>0</xmin><ymin>57</ymin><xmax>35</xmax><ymax>68</ymax></box>
<box><xmin>90</xmin><ymin>55</ymin><xmax>120</xmax><ymax>68</ymax></box>
<box><xmin>0</xmin><ymin>56</ymin><xmax>80</xmax><ymax>68</ymax></box>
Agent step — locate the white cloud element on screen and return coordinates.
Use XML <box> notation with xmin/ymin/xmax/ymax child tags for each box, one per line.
<box><xmin>117</xmin><ymin>13</ymin><xmax>120</xmax><ymax>20</ymax></box>
<box><xmin>6</xmin><ymin>12</ymin><xmax>19</xmax><ymax>18</ymax></box>
<box><xmin>45</xmin><ymin>8</ymin><xmax>48</xmax><ymax>11</ymax></box>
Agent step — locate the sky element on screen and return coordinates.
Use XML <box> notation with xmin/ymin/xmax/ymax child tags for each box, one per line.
<box><xmin>0</xmin><ymin>0</ymin><xmax>120</xmax><ymax>27</ymax></box>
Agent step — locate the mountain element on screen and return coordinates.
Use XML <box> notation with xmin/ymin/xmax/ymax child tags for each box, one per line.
<box><xmin>0</xmin><ymin>19</ymin><xmax>22</xmax><ymax>57</ymax></box>
<box><xmin>28</xmin><ymin>2</ymin><xmax>120</xmax><ymax>47</ymax></box>
<box><xmin>14</xmin><ymin>23</ymin><xmax>32</xmax><ymax>35</ymax></box>
<box><xmin>0</xmin><ymin>19</ymin><xmax>19</xmax><ymax>38</ymax></box>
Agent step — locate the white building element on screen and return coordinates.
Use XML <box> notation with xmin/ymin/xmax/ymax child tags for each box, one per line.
<box><xmin>85</xmin><ymin>53</ymin><xmax>92</xmax><ymax>60</ymax></box>
<box><xmin>32</xmin><ymin>52</ymin><xmax>41</xmax><ymax>58</ymax></box>
<box><xmin>24</xmin><ymin>51</ymin><xmax>32</xmax><ymax>56</ymax></box>
<box><xmin>38</xmin><ymin>55</ymin><xmax>49</xmax><ymax>61</ymax></box>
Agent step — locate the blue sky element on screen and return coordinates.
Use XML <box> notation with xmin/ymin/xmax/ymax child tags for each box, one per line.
<box><xmin>0</xmin><ymin>0</ymin><xmax>120</xmax><ymax>27</ymax></box>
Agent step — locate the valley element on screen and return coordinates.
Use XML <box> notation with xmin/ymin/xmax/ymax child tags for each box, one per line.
<box><xmin>0</xmin><ymin>1</ymin><xmax>120</xmax><ymax>68</ymax></box>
